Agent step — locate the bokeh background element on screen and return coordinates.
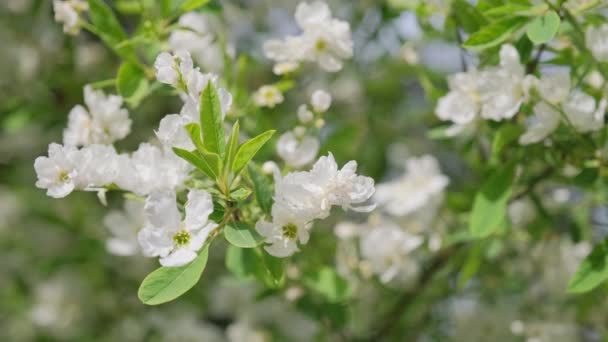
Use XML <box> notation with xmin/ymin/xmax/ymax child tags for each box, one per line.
<box><xmin>1</xmin><ymin>0</ymin><xmax>607</xmax><ymax>341</ymax></box>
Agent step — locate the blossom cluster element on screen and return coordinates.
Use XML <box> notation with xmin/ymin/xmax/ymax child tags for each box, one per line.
<box><xmin>334</xmin><ymin>154</ymin><xmax>449</xmax><ymax>284</ymax></box>
<box><xmin>256</xmin><ymin>153</ymin><xmax>375</xmax><ymax>257</ymax></box>
<box><xmin>264</xmin><ymin>1</ymin><xmax>353</xmax><ymax>72</ymax></box>
<box><xmin>435</xmin><ymin>44</ymin><xmax>607</xmax><ymax>144</ymax></box>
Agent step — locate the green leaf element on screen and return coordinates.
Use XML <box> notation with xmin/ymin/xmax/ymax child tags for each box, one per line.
<box><xmin>491</xmin><ymin>123</ymin><xmax>523</xmax><ymax>164</ymax></box>
<box><xmin>116</xmin><ymin>62</ymin><xmax>149</xmax><ymax>107</ymax></box>
<box><xmin>199</xmin><ymin>149</ymin><xmax>223</xmax><ymax>179</ymax></box>
<box><xmin>482</xmin><ymin>3</ymin><xmax>541</xmax><ymax>18</ymax></box>
<box><xmin>87</xmin><ymin>0</ymin><xmax>134</xmax><ymax>60</ymax></box>
<box><xmin>469</xmin><ymin>164</ymin><xmax>517</xmax><ymax>237</ymax></box>
<box><xmin>254</xmin><ymin>248</ymin><xmax>285</xmax><ymax>289</ymax></box>
<box><xmin>225</xmin><ymin>244</ymin><xmax>256</xmax><ymax>279</ymax></box>
<box><xmin>224</xmin><ymin>222</ymin><xmax>263</xmax><ymax>248</ymax></box>
<box><xmin>463</xmin><ymin>17</ymin><xmax>529</xmax><ymax>51</ymax></box>
<box><xmin>172</xmin><ymin>147</ymin><xmax>217</xmax><ymax>179</ymax></box>
<box><xmin>303</xmin><ymin>267</ymin><xmax>351</xmax><ymax>303</ymax></box>
<box><xmin>225</xmin><ymin>121</ymin><xmax>240</xmax><ymax>168</ymax></box>
<box><xmin>225</xmin><ymin>246</ymin><xmax>285</xmax><ymax>288</ymax></box>
<box><xmin>248</xmin><ymin>164</ymin><xmax>273</xmax><ymax>215</ymax></box>
<box><xmin>233</xmin><ymin>130</ymin><xmax>275</xmax><ymax>175</ymax></box>
<box><xmin>200</xmin><ymin>81</ymin><xmax>226</xmax><ymax>158</ymax></box>
<box><xmin>230</xmin><ymin>187</ymin><xmax>251</xmax><ymax>201</ymax></box>
<box><xmin>568</xmin><ymin>239</ymin><xmax>608</xmax><ymax>293</ymax></box>
<box><xmin>180</xmin><ymin>0</ymin><xmax>210</xmax><ymax>12</ymax></box>
<box><xmin>184</xmin><ymin>123</ymin><xmax>205</xmax><ymax>152</ymax></box>
<box><xmin>138</xmin><ymin>246</ymin><xmax>209</xmax><ymax>305</ymax></box>
<box><xmin>526</xmin><ymin>10</ymin><xmax>560</xmax><ymax>44</ymax></box>
<box><xmin>452</xmin><ymin>0</ymin><xmax>488</xmax><ymax>34</ymax></box>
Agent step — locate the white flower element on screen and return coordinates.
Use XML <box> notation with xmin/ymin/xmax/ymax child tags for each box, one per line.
<box><xmin>128</xmin><ymin>143</ymin><xmax>191</xmax><ymax>196</ymax></box>
<box><xmin>273</xmin><ymin>61</ymin><xmax>299</xmax><ymax>75</ymax></box>
<box><xmin>275</xmin><ymin>153</ymin><xmax>376</xmax><ymax>219</ymax></box>
<box><xmin>138</xmin><ymin>190</ymin><xmax>217</xmax><ymax>267</ymax></box>
<box><xmin>256</xmin><ymin>203</ymin><xmax>311</xmax><ymax>257</ymax></box>
<box><xmin>75</xmin><ymin>144</ymin><xmax>120</xmax><ymax>189</ymax></box>
<box><xmin>519</xmin><ymin>102</ymin><xmax>560</xmax><ymax>145</ymax></box>
<box><xmin>586</xmin><ymin>24</ymin><xmax>608</xmax><ymax>62</ymax></box>
<box><xmin>264</xmin><ymin>1</ymin><xmax>353</xmax><ymax>72</ymax></box>
<box><xmin>63</xmin><ymin>85</ymin><xmax>131</xmax><ymax>146</ymax></box>
<box><xmin>297</xmin><ymin>104</ymin><xmax>314</xmax><ymax>123</ymax></box>
<box><xmin>310</xmin><ymin>89</ymin><xmax>332</xmax><ymax>112</ymax></box>
<box><xmin>155</xmin><ymin>114</ymin><xmax>195</xmax><ymax>151</ymax></box>
<box><xmin>360</xmin><ymin>222</ymin><xmax>423</xmax><ymax>283</ymax></box>
<box><xmin>536</xmin><ymin>70</ymin><xmax>571</xmax><ymax>104</ymax></box>
<box><xmin>169</xmin><ymin>12</ymin><xmax>224</xmax><ymax>72</ymax></box>
<box><xmin>154</xmin><ymin>51</ymin><xmax>194</xmax><ymax>88</ymax></box>
<box><xmin>34</xmin><ymin>143</ymin><xmax>80</xmax><ymax>198</ymax></box>
<box><xmin>374</xmin><ymin>155</ymin><xmax>448</xmax><ymax>217</ymax></box>
<box><xmin>254</xmin><ymin>85</ymin><xmax>284</xmax><ymax>108</ymax></box>
<box><xmin>104</xmin><ymin>200</ymin><xmax>144</xmax><ymax>256</ymax></box>
<box><xmin>53</xmin><ymin>0</ymin><xmax>87</xmax><ymax>35</ymax></box>
<box><xmin>277</xmin><ymin>132</ymin><xmax>320</xmax><ymax>168</ymax></box>
<box><xmin>477</xmin><ymin>44</ymin><xmax>527</xmax><ymax>121</ymax></box>
<box><xmin>435</xmin><ymin>70</ymin><xmax>481</xmax><ymax>125</ymax></box>
<box><xmin>563</xmin><ymin>90</ymin><xmax>606</xmax><ymax>133</ymax></box>
<box><xmin>435</xmin><ymin>44</ymin><xmax>528</xmax><ymax>125</ymax></box>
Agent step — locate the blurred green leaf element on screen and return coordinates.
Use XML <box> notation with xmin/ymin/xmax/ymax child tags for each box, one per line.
<box><xmin>568</xmin><ymin>239</ymin><xmax>608</xmax><ymax>293</ymax></box>
<box><xmin>452</xmin><ymin>0</ymin><xmax>488</xmax><ymax>33</ymax></box>
<box><xmin>87</xmin><ymin>0</ymin><xmax>135</xmax><ymax>60</ymax></box>
<box><xmin>526</xmin><ymin>10</ymin><xmax>560</xmax><ymax>44</ymax></box>
<box><xmin>469</xmin><ymin>163</ymin><xmax>517</xmax><ymax>237</ymax></box>
<box><xmin>303</xmin><ymin>267</ymin><xmax>351</xmax><ymax>303</ymax></box>
<box><xmin>181</xmin><ymin>0</ymin><xmax>210</xmax><ymax>12</ymax></box>
<box><xmin>116</xmin><ymin>62</ymin><xmax>149</xmax><ymax>107</ymax></box>
<box><xmin>491</xmin><ymin>123</ymin><xmax>523</xmax><ymax>164</ymax></box>
<box><xmin>463</xmin><ymin>17</ymin><xmax>529</xmax><ymax>50</ymax></box>
<box><xmin>138</xmin><ymin>246</ymin><xmax>209</xmax><ymax>305</ymax></box>
<box><xmin>230</xmin><ymin>187</ymin><xmax>251</xmax><ymax>201</ymax></box>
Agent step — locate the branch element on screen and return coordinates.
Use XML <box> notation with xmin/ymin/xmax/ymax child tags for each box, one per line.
<box><xmin>368</xmin><ymin>245</ymin><xmax>461</xmax><ymax>340</ymax></box>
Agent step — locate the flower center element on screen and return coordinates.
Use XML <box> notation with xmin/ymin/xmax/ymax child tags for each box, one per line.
<box><xmin>264</xmin><ymin>90</ymin><xmax>276</xmax><ymax>102</ymax></box>
<box><xmin>315</xmin><ymin>39</ymin><xmax>327</xmax><ymax>52</ymax></box>
<box><xmin>173</xmin><ymin>230</ymin><xmax>191</xmax><ymax>246</ymax></box>
<box><xmin>281</xmin><ymin>223</ymin><xmax>298</xmax><ymax>240</ymax></box>
<box><xmin>58</xmin><ymin>170</ymin><xmax>70</xmax><ymax>183</ymax></box>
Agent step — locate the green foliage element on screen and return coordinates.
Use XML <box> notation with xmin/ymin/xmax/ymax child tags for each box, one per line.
<box><xmin>469</xmin><ymin>164</ymin><xmax>517</xmax><ymax>238</ymax></box>
<box><xmin>138</xmin><ymin>246</ymin><xmax>210</xmax><ymax>305</ymax></box>
<box><xmin>568</xmin><ymin>239</ymin><xmax>608</xmax><ymax>293</ymax></box>
<box><xmin>303</xmin><ymin>267</ymin><xmax>351</xmax><ymax>303</ymax></box>
<box><xmin>87</xmin><ymin>0</ymin><xmax>134</xmax><ymax>61</ymax></box>
<box><xmin>180</xmin><ymin>0</ymin><xmax>211</xmax><ymax>12</ymax></box>
<box><xmin>248</xmin><ymin>164</ymin><xmax>274</xmax><ymax>216</ymax></box>
<box><xmin>224</xmin><ymin>222</ymin><xmax>263</xmax><ymax>248</ymax></box>
<box><xmin>451</xmin><ymin>0</ymin><xmax>488</xmax><ymax>34</ymax></box>
<box><xmin>232</xmin><ymin>130</ymin><xmax>276</xmax><ymax>175</ymax></box>
<box><xmin>172</xmin><ymin>147</ymin><xmax>218</xmax><ymax>179</ymax></box>
<box><xmin>526</xmin><ymin>10</ymin><xmax>561</xmax><ymax>44</ymax></box>
<box><xmin>225</xmin><ymin>245</ymin><xmax>285</xmax><ymax>288</ymax></box>
<box><xmin>116</xmin><ymin>62</ymin><xmax>149</xmax><ymax>107</ymax></box>
<box><xmin>199</xmin><ymin>81</ymin><xmax>226</xmax><ymax>158</ymax></box>
<box><xmin>463</xmin><ymin>17</ymin><xmax>529</xmax><ymax>50</ymax></box>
